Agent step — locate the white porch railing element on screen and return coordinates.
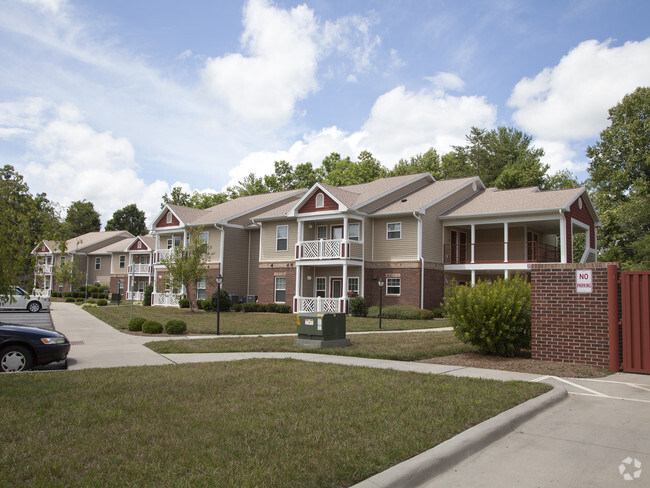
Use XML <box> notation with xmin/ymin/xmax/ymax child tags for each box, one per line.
<box><xmin>37</xmin><ymin>264</ymin><xmax>53</xmax><ymax>274</ymax></box>
<box><xmin>154</xmin><ymin>249</ymin><xmax>175</xmax><ymax>264</ymax></box>
<box><xmin>294</xmin><ymin>296</ymin><xmax>346</xmax><ymax>313</ymax></box>
<box><xmin>33</xmin><ymin>288</ymin><xmax>51</xmax><ymax>298</ymax></box>
<box><xmin>295</xmin><ymin>240</ymin><xmax>363</xmax><ymax>261</ymax></box>
<box><xmin>152</xmin><ymin>292</ymin><xmax>181</xmax><ymax>307</ymax></box>
<box><xmin>126</xmin><ymin>291</ymin><xmax>144</xmax><ymax>301</ymax></box>
<box><xmin>128</xmin><ymin>264</ymin><xmax>152</xmax><ymax>274</ymax></box>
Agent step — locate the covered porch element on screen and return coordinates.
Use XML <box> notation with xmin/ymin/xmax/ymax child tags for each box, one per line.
<box><xmin>292</xmin><ymin>263</ymin><xmax>363</xmax><ymax>314</ymax></box>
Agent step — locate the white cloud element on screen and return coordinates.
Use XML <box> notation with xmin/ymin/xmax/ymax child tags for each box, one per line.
<box><xmin>533</xmin><ymin>139</ymin><xmax>584</xmax><ymax>175</ymax></box>
<box><xmin>225</xmin><ymin>82</ymin><xmax>497</xmax><ymax>187</ymax></box>
<box><xmin>509</xmin><ymin>38</ymin><xmax>650</xmax><ymax>141</ymax></box>
<box><xmin>425</xmin><ymin>72</ymin><xmax>466</xmax><ymax>92</ymax></box>
<box><xmin>18</xmin><ymin>0</ymin><xmax>66</xmax><ymax>13</ymax></box>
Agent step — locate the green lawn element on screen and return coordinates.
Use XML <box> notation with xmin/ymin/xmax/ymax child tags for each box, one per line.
<box><xmin>86</xmin><ymin>304</ymin><xmax>449</xmax><ymax>335</ymax></box>
<box><xmin>147</xmin><ymin>330</ymin><xmax>474</xmax><ymax>361</ymax></box>
<box><xmin>1</xmin><ymin>360</ymin><xmax>549</xmax><ymax>487</ymax></box>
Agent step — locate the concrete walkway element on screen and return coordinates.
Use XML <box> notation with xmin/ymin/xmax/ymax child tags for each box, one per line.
<box><xmin>50</xmin><ymin>302</ymin><xmax>173</xmax><ymax>369</ymax></box>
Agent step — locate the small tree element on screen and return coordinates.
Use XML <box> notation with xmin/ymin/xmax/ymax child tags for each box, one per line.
<box><xmin>159</xmin><ymin>226</ymin><xmax>210</xmax><ymax>312</ymax></box>
<box><xmin>53</xmin><ymin>260</ymin><xmax>84</xmax><ymax>294</ymax></box>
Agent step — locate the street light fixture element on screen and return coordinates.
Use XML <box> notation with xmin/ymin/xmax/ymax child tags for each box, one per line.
<box><xmin>378</xmin><ymin>277</ymin><xmax>385</xmax><ymax>329</ymax></box>
<box><xmin>216</xmin><ymin>274</ymin><xmax>223</xmax><ymax>335</ymax></box>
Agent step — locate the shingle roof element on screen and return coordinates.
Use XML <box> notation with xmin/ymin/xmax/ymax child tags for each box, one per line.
<box><xmin>89</xmin><ymin>237</ymin><xmax>134</xmax><ymax>255</ymax></box>
<box><xmin>166</xmin><ymin>204</ymin><xmax>207</xmax><ymax>225</ymax></box>
<box><xmin>440</xmin><ymin>186</ymin><xmax>585</xmax><ymax>218</ymax></box>
<box><xmin>374</xmin><ymin>177</ymin><xmax>479</xmax><ymax>214</ymax></box>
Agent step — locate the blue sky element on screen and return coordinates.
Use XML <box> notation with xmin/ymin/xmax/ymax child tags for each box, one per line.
<box><xmin>1</xmin><ymin>0</ymin><xmax>649</xmax><ymax>226</ymax></box>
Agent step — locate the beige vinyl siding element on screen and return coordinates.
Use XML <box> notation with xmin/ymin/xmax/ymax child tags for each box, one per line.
<box><xmin>372</xmin><ymin>217</ymin><xmax>418</xmax><ymax>261</ymax></box>
<box><xmin>204</xmin><ymin>227</ymin><xmax>221</xmax><ymax>263</ymax></box>
<box><xmin>357</xmin><ymin>178</ymin><xmax>431</xmax><ymax>214</ymax></box>
<box><xmin>364</xmin><ymin>217</ymin><xmax>372</xmax><ymax>261</ymax></box>
<box><xmin>222</xmin><ymin>227</ymin><xmax>250</xmax><ymax>296</ymax></box>
<box><xmin>260</xmin><ymin>221</ymin><xmax>298</xmax><ymax>262</ymax></box>
<box><xmin>422</xmin><ymin>183</ymin><xmax>478</xmax><ymax>263</ymax></box>
<box><xmin>247</xmin><ymin>229</ymin><xmax>260</xmax><ymax>295</ymax></box>
<box><xmin>87</xmin><ymin>257</ymin><xmax>110</xmax><ymax>286</ymax></box>
<box><xmin>112</xmin><ymin>253</ymin><xmax>128</xmax><ymax>274</ymax></box>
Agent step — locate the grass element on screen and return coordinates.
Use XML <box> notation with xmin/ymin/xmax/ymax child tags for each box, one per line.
<box><xmin>147</xmin><ymin>330</ymin><xmax>475</xmax><ymax>361</ymax></box>
<box><xmin>0</xmin><ymin>360</ymin><xmax>550</xmax><ymax>487</ymax></box>
<box><xmin>86</xmin><ymin>304</ymin><xmax>449</xmax><ymax>335</ymax></box>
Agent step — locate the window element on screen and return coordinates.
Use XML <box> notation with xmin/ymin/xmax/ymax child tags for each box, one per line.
<box><xmin>118</xmin><ymin>281</ymin><xmax>124</xmax><ymax>295</ymax></box>
<box><xmin>276</xmin><ymin>225</ymin><xmax>288</xmax><ymax>251</ymax></box>
<box><xmin>386</xmin><ymin>278</ymin><xmax>401</xmax><ymax>295</ymax></box>
<box><xmin>274</xmin><ymin>276</ymin><xmax>286</xmax><ymax>303</ymax></box>
<box><xmin>137</xmin><ymin>241</ymin><xmax>143</xmax><ymax>249</ymax></box>
<box><xmin>316</xmin><ymin>277</ymin><xmax>326</xmax><ymax>298</ymax></box>
<box><xmin>387</xmin><ymin>222</ymin><xmax>402</xmax><ymax>240</ymax></box>
<box><xmin>199</xmin><ymin>231</ymin><xmax>209</xmax><ymax>253</ymax></box>
<box><xmin>167</xmin><ymin>239</ymin><xmax>173</xmax><ymax>249</ymax></box>
<box><xmin>119</xmin><ymin>255</ymin><xmax>125</xmax><ymax>269</ymax></box>
<box><xmin>60</xmin><ymin>256</ymin><xmax>65</xmax><ymax>265</ymax></box>
<box><xmin>317</xmin><ymin>225</ymin><xmax>327</xmax><ymax>240</ymax></box>
<box><xmin>348</xmin><ymin>277</ymin><xmax>359</xmax><ymax>295</ymax></box>
<box><xmin>315</xmin><ymin>193</ymin><xmax>325</xmax><ymax>208</ymax></box>
<box><xmin>174</xmin><ymin>236</ymin><xmax>181</xmax><ymax>248</ymax></box>
<box><xmin>197</xmin><ymin>277</ymin><xmax>206</xmax><ymax>300</ymax></box>
<box><xmin>95</xmin><ymin>257</ymin><xmax>101</xmax><ymax>270</ymax></box>
<box><xmin>349</xmin><ymin>223</ymin><xmax>360</xmax><ymax>241</ymax></box>
<box><xmin>166</xmin><ymin>212</ymin><xmax>172</xmax><ymax>224</ymax></box>
<box><xmin>46</xmin><ymin>256</ymin><xmax>52</xmax><ymax>265</ymax></box>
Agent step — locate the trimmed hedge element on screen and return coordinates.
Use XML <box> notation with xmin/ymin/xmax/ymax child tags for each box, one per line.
<box><xmin>444</xmin><ymin>276</ymin><xmax>531</xmax><ymax>357</ymax></box>
<box><xmin>349</xmin><ymin>296</ymin><xmax>367</xmax><ymax>317</ymax></box>
<box><xmin>128</xmin><ymin>317</ymin><xmax>146</xmax><ymax>331</ymax></box>
<box><xmin>179</xmin><ymin>298</ymin><xmax>190</xmax><ymax>309</ymax></box>
<box><xmin>96</xmin><ymin>299</ymin><xmax>108</xmax><ymax>306</ymax></box>
<box><xmin>210</xmin><ymin>288</ymin><xmax>232</xmax><ymax>312</ymax></box>
<box><xmin>367</xmin><ymin>305</ymin><xmax>434</xmax><ymax>320</ymax></box>
<box><xmin>142</xmin><ymin>320</ymin><xmax>163</xmax><ymax>334</ymax></box>
<box><xmin>164</xmin><ymin>319</ymin><xmax>187</xmax><ymax>335</ymax></box>
<box><xmin>65</xmin><ymin>297</ymin><xmax>76</xmax><ymax>303</ymax></box>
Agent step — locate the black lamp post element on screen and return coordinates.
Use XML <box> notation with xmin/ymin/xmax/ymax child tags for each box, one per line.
<box><xmin>378</xmin><ymin>277</ymin><xmax>385</xmax><ymax>329</ymax></box>
<box><xmin>216</xmin><ymin>274</ymin><xmax>223</xmax><ymax>335</ymax></box>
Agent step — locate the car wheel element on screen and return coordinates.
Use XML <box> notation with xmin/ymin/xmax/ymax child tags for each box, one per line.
<box><xmin>27</xmin><ymin>301</ymin><xmax>42</xmax><ymax>313</ymax></box>
<box><xmin>0</xmin><ymin>346</ymin><xmax>34</xmax><ymax>372</ymax></box>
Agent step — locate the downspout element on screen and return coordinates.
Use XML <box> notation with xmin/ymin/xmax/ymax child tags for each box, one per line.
<box><xmin>413</xmin><ymin>212</ymin><xmax>424</xmax><ymax>309</ymax></box>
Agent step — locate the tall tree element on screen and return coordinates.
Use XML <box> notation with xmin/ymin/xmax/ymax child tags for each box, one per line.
<box><xmin>159</xmin><ymin>226</ymin><xmax>210</xmax><ymax>312</ymax></box>
<box><xmin>0</xmin><ymin>165</ymin><xmax>60</xmax><ymax>296</ymax></box>
<box><xmin>226</xmin><ymin>173</ymin><xmax>267</xmax><ymax>199</ymax></box>
<box><xmin>390</xmin><ymin>148</ymin><xmax>442</xmax><ymax>178</ymax></box>
<box><xmin>587</xmin><ymin>86</ymin><xmax>650</xmax><ymax>269</ymax></box>
<box><xmin>64</xmin><ymin>200</ymin><xmax>101</xmax><ymax>237</ymax></box>
<box><xmin>162</xmin><ymin>187</ymin><xmax>228</xmax><ymax>209</ymax></box>
<box><xmin>162</xmin><ymin>187</ymin><xmax>191</xmax><ymax>207</ymax></box>
<box><xmin>106</xmin><ymin>204</ymin><xmax>148</xmax><ymax>236</ymax></box>
<box><xmin>443</xmin><ymin>127</ymin><xmax>547</xmax><ymax>188</ymax></box>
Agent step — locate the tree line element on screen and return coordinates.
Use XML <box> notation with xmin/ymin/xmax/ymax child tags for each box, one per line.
<box><xmin>2</xmin><ymin>86</ymin><xmax>649</xmax><ymax>296</ymax></box>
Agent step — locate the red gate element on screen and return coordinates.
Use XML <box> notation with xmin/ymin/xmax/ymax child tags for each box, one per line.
<box><xmin>621</xmin><ymin>271</ymin><xmax>650</xmax><ymax>374</ymax></box>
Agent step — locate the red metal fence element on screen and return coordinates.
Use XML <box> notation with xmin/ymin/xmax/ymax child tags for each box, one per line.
<box><xmin>620</xmin><ymin>271</ymin><xmax>650</xmax><ymax>374</ymax></box>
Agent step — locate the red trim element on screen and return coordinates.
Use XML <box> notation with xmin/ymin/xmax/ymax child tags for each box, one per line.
<box><xmin>298</xmin><ymin>191</ymin><xmax>338</xmax><ymax>213</ymax></box>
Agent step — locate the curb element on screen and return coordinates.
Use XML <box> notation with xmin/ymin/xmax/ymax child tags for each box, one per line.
<box><xmin>351</xmin><ymin>384</ymin><xmax>568</xmax><ymax>488</ymax></box>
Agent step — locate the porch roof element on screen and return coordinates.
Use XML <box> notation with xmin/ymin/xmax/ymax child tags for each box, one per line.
<box><xmin>439</xmin><ymin>186</ymin><xmax>590</xmax><ymax>220</ymax></box>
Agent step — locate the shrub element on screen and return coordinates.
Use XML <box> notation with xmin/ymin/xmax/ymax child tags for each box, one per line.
<box><xmin>128</xmin><ymin>317</ymin><xmax>146</xmax><ymax>331</ymax></box>
<box><xmin>242</xmin><ymin>303</ymin><xmax>265</xmax><ymax>313</ymax></box>
<box><xmin>143</xmin><ymin>284</ymin><xmax>153</xmax><ymax>307</ymax></box>
<box><xmin>164</xmin><ymin>319</ymin><xmax>187</xmax><ymax>335</ymax></box>
<box><xmin>142</xmin><ymin>320</ymin><xmax>163</xmax><ymax>334</ymax></box>
<box><xmin>91</xmin><ymin>293</ymin><xmax>98</xmax><ymax>299</ymax></box>
<box><xmin>179</xmin><ymin>298</ymin><xmax>190</xmax><ymax>309</ymax></box>
<box><xmin>64</xmin><ymin>292</ymin><xmax>73</xmax><ymax>298</ymax></box>
<box><xmin>75</xmin><ymin>297</ymin><xmax>84</xmax><ymax>303</ymax></box>
<box><xmin>432</xmin><ymin>307</ymin><xmax>445</xmax><ymax>318</ymax></box>
<box><xmin>86</xmin><ymin>299</ymin><xmax>96</xmax><ymax>304</ymax></box>
<box><xmin>367</xmin><ymin>305</ymin><xmax>434</xmax><ymax>320</ymax></box>
<box><xmin>265</xmin><ymin>303</ymin><xmax>278</xmax><ymax>313</ymax></box>
<box><xmin>97</xmin><ymin>299</ymin><xmax>108</xmax><ymax>306</ymax></box>
<box><xmin>275</xmin><ymin>304</ymin><xmax>291</xmax><ymax>313</ymax></box>
<box><xmin>196</xmin><ymin>299</ymin><xmax>210</xmax><ymax>311</ymax></box>
<box><xmin>210</xmin><ymin>288</ymin><xmax>232</xmax><ymax>312</ymax></box>
<box><xmin>349</xmin><ymin>296</ymin><xmax>367</xmax><ymax>317</ymax></box>
<box><xmin>51</xmin><ymin>291</ymin><xmax>60</xmax><ymax>298</ymax></box>
<box><xmin>444</xmin><ymin>276</ymin><xmax>531</xmax><ymax>357</ymax></box>
<box><xmin>232</xmin><ymin>303</ymin><xmax>243</xmax><ymax>312</ymax></box>
<box><xmin>65</xmin><ymin>297</ymin><xmax>76</xmax><ymax>303</ymax></box>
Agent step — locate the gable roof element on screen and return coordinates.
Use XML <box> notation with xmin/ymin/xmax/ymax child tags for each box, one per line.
<box><xmin>33</xmin><ymin>231</ymin><xmax>134</xmax><ymax>254</ymax></box>
<box><xmin>89</xmin><ymin>237</ymin><xmax>134</xmax><ymax>255</ymax></box>
<box><xmin>440</xmin><ymin>186</ymin><xmax>601</xmax><ymax>225</ymax></box>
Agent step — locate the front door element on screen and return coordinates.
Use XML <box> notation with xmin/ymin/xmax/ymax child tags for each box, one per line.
<box><xmin>330</xmin><ymin>278</ymin><xmax>342</xmax><ymax>298</ymax></box>
<box><xmin>331</xmin><ymin>226</ymin><xmax>343</xmax><ymax>240</ymax></box>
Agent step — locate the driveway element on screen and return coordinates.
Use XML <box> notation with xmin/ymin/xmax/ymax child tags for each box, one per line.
<box><xmin>426</xmin><ymin>373</ymin><xmax>650</xmax><ymax>487</ymax></box>
<box><xmin>0</xmin><ymin>310</ymin><xmax>54</xmax><ymax>330</ymax></box>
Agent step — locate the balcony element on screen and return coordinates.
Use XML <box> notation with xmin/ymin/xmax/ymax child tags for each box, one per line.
<box><xmin>37</xmin><ymin>264</ymin><xmax>53</xmax><ymax>274</ymax></box>
<box><xmin>152</xmin><ymin>292</ymin><xmax>181</xmax><ymax>307</ymax></box>
<box><xmin>294</xmin><ymin>296</ymin><xmax>347</xmax><ymax>313</ymax></box>
<box><xmin>128</xmin><ymin>264</ymin><xmax>152</xmax><ymax>275</ymax></box>
<box><xmin>295</xmin><ymin>239</ymin><xmax>363</xmax><ymax>261</ymax></box>
<box><xmin>126</xmin><ymin>291</ymin><xmax>144</xmax><ymax>301</ymax></box>
<box><xmin>154</xmin><ymin>249</ymin><xmax>174</xmax><ymax>264</ymax></box>
<box><xmin>444</xmin><ymin>240</ymin><xmax>560</xmax><ymax>265</ymax></box>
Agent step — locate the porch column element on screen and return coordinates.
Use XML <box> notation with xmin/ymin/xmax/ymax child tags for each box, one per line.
<box><xmin>471</xmin><ymin>224</ymin><xmax>476</xmax><ymax>264</ymax></box>
<box><xmin>504</xmin><ymin>270</ymin><xmax>509</xmax><ymax>279</ymax></box>
<box><xmin>523</xmin><ymin>225</ymin><xmax>528</xmax><ymax>261</ymax></box>
<box><xmin>559</xmin><ymin>212</ymin><xmax>568</xmax><ymax>263</ymax></box>
<box><xmin>343</xmin><ymin>216</ymin><xmax>348</xmax><ymax>240</ymax></box>
<box><xmin>295</xmin><ymin>264</ymin><xmax>301</xmax><ymax>301</ymax></box>
<box><xmin>471</xmin><ymin>269</ymin><xmax>476</xmax><ymax>286</ymax></box>
<box><xmin>342</xmin><ymin>264</ymin><xmax>348</xmax><ymax>313</ymax></box>
<box><xmin>503</xmin><ymin>223</ymin><xmax>509</xmax><ymax>263</ymax></box>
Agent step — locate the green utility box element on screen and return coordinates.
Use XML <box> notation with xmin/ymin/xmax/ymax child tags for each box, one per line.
<box><xmin>295</xmin><ymin>313</ymin><xmax>351</xmax><ymax>348</ymax></box>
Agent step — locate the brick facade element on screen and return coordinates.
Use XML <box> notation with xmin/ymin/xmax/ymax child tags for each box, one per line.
<box><xmin>364</xmin><ymin>263</ymin><xmax>421</xmax><ymax>309</ymax></box>
<box><xmin>531</xmin><ymin>262</ymin><xmax>613</xmax><ymax>368</ymax></box>
<box><xmin>258</xmin><ymin>264</ymin><xmax>296</xmax><ymax>306</ymax></box>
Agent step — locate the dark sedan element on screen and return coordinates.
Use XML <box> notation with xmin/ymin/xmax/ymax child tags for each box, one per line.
<box><xmin>0</xmin><ymin>323</ymin><xmax>70</xmax><ymax>372</ymax></box>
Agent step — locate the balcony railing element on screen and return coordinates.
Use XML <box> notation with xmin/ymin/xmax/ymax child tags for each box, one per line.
<box><xmin>154</xmin><ymin>249</ymin><xmax>174</xmax><ymax>264</ymax></box>
<box><xmin>37</xmin><ymin>264</ymin><xmax>53</xmax><ymax>274</ymax></box>
<box><xmin>152</xmin><ymin>292</ymin><xmax>181</xmax><ymax>307</ymax></box>
<box><xmin>32</xmin><ymin>288</ymin><xmax>51</xmax><ymax>298</ymax></box>
<box><xmin>295</xmin><ymin>239</ymin><xmax>363</xmax><ymax>261</ymax></box>
<box><xmin>126</xmin><ymin>291</ymin><xmax>144</xmax><ymax>301</ymax></box>
<box><xmin>128</xmin><ymin>264</ymin><xmax>152</xmax><ymax>274</ymax></box>
<box><xmin>294</xmin><ymin>296</ymin><xmax>347</xmax><ymax>314</ymax></box>
<box><xmin>444</xmin><ymin>241</ymin><xmax>560</xmax><ymax>264</ymax></box>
